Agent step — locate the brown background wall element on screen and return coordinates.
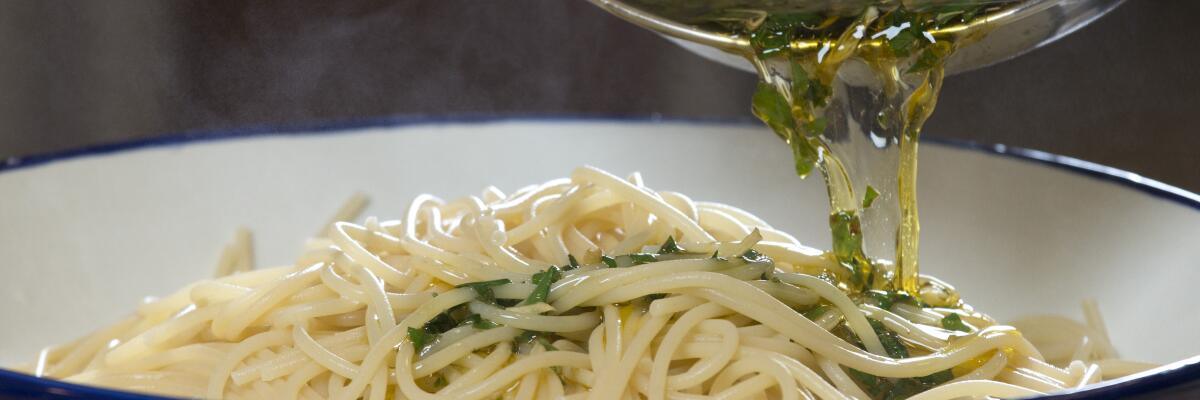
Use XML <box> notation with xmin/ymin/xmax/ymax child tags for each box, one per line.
<box><xmin>1</xmin><ymin>1</ymin><xmax>1197</xmax><ymax>191</ymax></box>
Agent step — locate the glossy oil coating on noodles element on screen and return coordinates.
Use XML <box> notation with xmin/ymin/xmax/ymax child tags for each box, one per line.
<box><xmin>21</xmin><ymin>167</ymin><xmax>1152</xmax><ymax>399</ymax></box>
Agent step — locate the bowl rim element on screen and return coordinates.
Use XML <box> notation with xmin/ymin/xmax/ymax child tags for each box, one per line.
<box><xmin>2</xmin><ymin>115</ymin><xmax>1197</xmax><ymax>399</ymax></box>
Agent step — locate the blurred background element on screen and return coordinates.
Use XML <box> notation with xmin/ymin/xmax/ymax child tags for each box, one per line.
<box><xmin>1</xmin><ymin>0</ymin><xmax>1196</xmax><ymax>191</ymax></box>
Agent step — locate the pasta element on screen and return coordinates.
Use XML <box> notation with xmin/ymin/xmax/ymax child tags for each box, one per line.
<box><xmin>23</xmin><ymin>166</ymin><xmax>1151</xmax><ymax>399</ymax></box>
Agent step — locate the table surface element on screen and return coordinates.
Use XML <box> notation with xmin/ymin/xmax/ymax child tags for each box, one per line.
<box><xmin>1</xmin><ymin>0</ymin><xmax>1197</xmax><ymax>192</ymax></box>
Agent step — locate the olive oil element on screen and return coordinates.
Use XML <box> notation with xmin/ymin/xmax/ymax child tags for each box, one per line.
<box><xmin>623</xmin><ymin>1</ymin><xmax>1018</xmax><ymax>295</ymax></box>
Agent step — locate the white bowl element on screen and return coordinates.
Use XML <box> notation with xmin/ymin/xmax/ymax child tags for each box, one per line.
<box><xmin>2</xmin><ymin>118</ymin><xmax>1198</xmax><ymax>398</ymax></box>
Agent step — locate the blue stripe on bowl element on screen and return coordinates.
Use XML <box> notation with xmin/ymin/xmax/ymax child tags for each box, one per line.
<box><xmin>2</xmin><ymin>115</ymin><xmax>1197</xmax><ymax>399</ymax></box>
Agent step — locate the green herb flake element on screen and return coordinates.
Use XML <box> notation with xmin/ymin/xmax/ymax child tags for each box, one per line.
<box><xmin>407</xmin><ymin>327</ymin><xmax>432</xmax><ymax>350</ymax></box>
<box><xmin>941</xmin><ymin>313</ymin><xmax>972</xmax><ymax>333</ymax></box>
<box><xmin>658</xmin><ymin>236</ymin><xmax>683</xmax><ymax>254</ymax></box>
<box><xmin>865</xmin><ymin>290</ymin><xmax>894</xmax><ymax>310</ymax></box>
<box><xmin>888</xmin><ymin>29</ymin><xmax>919</xmax><ymax>57</ymax></box>
<box><xmin>862</xmin><ymin>185</ymin><xmax>880</xmax><ymax>208</ymax></box>
<box><xmin>521</xmin><ymin>266</ymin><xmax>562</xmax><ymax>306</ymax></box>
<box><xmin>802</xmin><ymin>304</ymin><xmax>829</xmax><ymax>320</ymax></box>
<box><xmin>459</xmin><ymin>313</ymin><xmax>499</xmax><ymax>330</ymax></box>
<box><xmin>628</xmin><ymin>253</ymin><xmax>658</xmax><ymax>265</ymax></box>
<box><xmin>515</xmin><ymin>330</ymin><xmax>558</xmax><ymax>351</ymax></box>
<box><xmin>600</xmin><ymin>255</ymin><xmax>617</xmax><ymax>268</ymax></box>
<box><xmin>741</xmin><ymin>248</ymin><xmax>769</xmax><ymax>263</ymax></box>
<box><xmin>455</xmin><ymin>278</ymin><xmax>511</xmax><ymax>304</ymax></box>
<box><xmin>868</xmin><ymin>318</ymin><xmax>910</xmax><ymax>359</ymax></box>
<box><xmin>802</xmin><ymin>117</ymin><xmax>827</xmax><ymax>137</ymax></box>
<box><xmin>567</xmin><ymin>254</ymin><xmax>580</xmax><ymax>269</ymax></box>
<box><xmin>752</xmin><ymin>82</ymin><xmax>796</xmax><ymax>138</ymax></box>
<box><xmin>535</xmin><ymin>336</ymin><xmax>557</xmax><ymax>351</ymax></box>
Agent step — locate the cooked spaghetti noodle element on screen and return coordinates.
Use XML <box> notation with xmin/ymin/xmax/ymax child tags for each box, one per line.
<box><xmin>22</xmin><ymin>166</ymin><xmax>1150</xmax><ymax>399</ymax></box>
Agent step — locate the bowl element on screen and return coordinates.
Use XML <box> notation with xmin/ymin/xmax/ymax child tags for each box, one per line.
<box><xmin>1</xmin><ymin>118</ymin><xmax>1198</xmax><ymax>398</ymax></box>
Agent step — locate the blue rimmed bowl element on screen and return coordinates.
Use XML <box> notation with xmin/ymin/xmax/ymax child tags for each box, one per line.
<box><xmin>1</xmin><ymin>118</ymin><xmax>1198</xmax><ymax>399</ymax></box>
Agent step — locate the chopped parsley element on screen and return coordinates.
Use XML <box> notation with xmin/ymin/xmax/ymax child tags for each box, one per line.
<box><xmin>941</xmin><ymin>313</ymin><xmax>972</xmax><ymax>333</ymax></box>
<box><xmin>627</xmin><ymin>253</ymin><xmax>658</xmax><ymax>265</ymax></box>
<box><xmin>600</xmin><ymin>255</ymin><xmax>617</xmax><ymax>268</ymax></box>
<box><xmin>862</xmin><ymin>185</ymin><xmax>880</xmax><ymax>208</ymax></box>
<box><xmin>801</xmin><ymin>304</ymin><xmax>830</xmax><ymax>320</ymax></box>
<box><xmin>658</xmin><ymin>236</ymin><xmax>683</xmax><ymax>254</ymax></box>
<box><xmin>455</xmin><ymin>278</ymin><xmax>510</xmax><ymax>304</ymax></box>
<box><xmin>521</xmin><ymin>266</ymin><xmax>562</xmax><ymax>306</ymax></box>
<box><xmin>863</xmin><ymin>290</ymin><xmax>926</xmax><ymax>312</ymax></box>
<box><xmin>407</xmin><ymin>327</ymin><xmax>432</xmax><ymax>350</ymax></box>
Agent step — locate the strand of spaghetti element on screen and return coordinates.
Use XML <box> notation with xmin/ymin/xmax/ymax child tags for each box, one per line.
<box><xmin>316</xmin><ymin>193</ymin><xmax>369</xmax><ymax>238</ymax></box>
<box><xmin>1077</xmin><ymin>363</ymin><xmax>1102</xmax><ymax>387</ymax></box>
<box><xmin>411</xmin><ymin>327</ymin><xmax>521</xmax><ymax>378</ymax></box>
<box><xmin>950</xmin><ymin>351</ymin><xmax>1007</xmax><ymax>383</ymax></box>
<box><xmin>711</xmin><ymin>374</ymin><xmax>778</xmax><ymax>400</ymax></box>
<box><xmin>210</xmin><ymin>263</ymin><xmax>325</xmax><ymax>340</ymax></box>
<box><xmin>571</xmin><ymin>166</ymin><xmax>713</xmax><ymax>242</ymax></box>
<box><xmin>213</xmin><ymin>228</ymin><xmax>252</xmax><ymax>278</ymax></box>
<box><xmin>504</xmin><ymin>185</ymin><xmax>588</xmax><ymax>245</ymax></box>
<box><xmin>586</xmin><ymin>324</ymin><xmax>605</xmax><ymax>383</ymax></box>
<box><xmin>775</xmin><ymin>273</ymin><xmax>888</xmax><ymax>357</ymax></box>
<box><xmin>550</xmin><ymin>258</ymin><xmax>727</xmax><ymax>309</ymax></box>
<box><xmin>70</xmin><ymin>370</ymin><xmax>209</xmax><ymax>398</ymax></box>
<box><xmin>861</xmin><ymin>304</ymin><xmax>946</xmax><ymax>350</ymax></box>
<box><xmin>368</xmin><ymin>366</ymin><xmax>388</xmax><ymax>400</ymax></box>
<box><xmin>206</xmin><ymin>330</ymin><xmax>291</xmax><ymax>398</ymax></box>
<box><xmin>709</xmin><ymin>357</ymin><xmax>800</xmax><ymax>400</ymax></box>
<box><xmin>602</xmin><ymin>305</ymin><xmax>622</xmax><ymax>385</ymax></box>
<box><xmin>265</xmin><ymin>298</ymin><xmax>362</xmax><ymax>327</ymax></box>
<box><xmin>103</xmin><ymin>343</ymin><xmax>228</xmax><ymax>374</ymax></box>
<box><xmin>741</xmin><ymin>336</ymin><xmax>816</xmax><ymax>367</ymax></box>
<box><xmin>672</xmin><ymin>319</ymin><xmax>741</xmax><ymax>390</ymax></box>
<box><xmin>647</xmin><ymin>295</ymin><xmax>707</xmax><ymax>316</ymax></box>
<box><xmin>751</xmin><ymin>351</ymin><xmax>847</xmax><ymax>400</ymax></box>
<box><xmin>697</xmin><ymin>207</ymin><xmax>751</xmax><ymax>241</ymax></box>
<box><xmin>47</xmin><ymin>316</ymin><xmax>140</xmax><ymax>378</ymax></box>
<box><xmin>423</xmin><ymin>206</ymin><xmax>484</xmax><ymax>253</ymax></box>
<box><xmin>1095</xmin><ymin>359</ymin><xmax>1156</xmax><ymax>379</ymax></box>
<box><xmin>191</xmin><ymin>281</ymin><xmax>252</xmax><ymax>304</ymax></box>
<box><xmin>334</xmin><ymin>288</ymin><xmax>476</xmax><ymax>400</ymax></box>
<box><xmin>587</xmin><ymin>314</ymin><xmax>668</xmax><ymax>400</ymax></box>
<box><xmin>531</xmin><ymin>228</ymin><xmax>570</xmax><ymax>265</ymax></box>
<box><xmin>240</xmin><ymin>327</ymin><xmax>365</xmax><ymax>383</ymax></box>
<box><xmin>292</xmin><ymin>326</ymin><xmax>359</xmax><ymax>379</ymax></box>
<box><xmin>658</xmin><ymin>191</ymin><xmax>699</xmax><ymax>223</ymax></box>
<box><xmin>332</xmin><ymin>222</ymin><xmax>411</xmax><ymax>287</ymax></box>
<box><xmin>105</xmin><ymin>305</ymin><xmax>220</xmax><ymax>366</ymax></box>
<box><xmin>353</xmin><ymin>266</ymin><xmax>397</xmax><ymax>342</ymax></box>
<box><xmin>648</xmin><ymin>303</ymin><xmax>731</xmax><ymax>400</ymax></box>
<box><xmin>906</xmin><ymin>380</ymin><xmax>1045</xmax><ymax>400</ymax></box>
<box><xmin>1082</xmin><ymin>299</ymin><xmax>1117</xmax><ymax>359</ymax></box>
<box><xmin>282</xmin><ymin>363</ymin><xmax>330</xmax><ymax>400</ymax></box>
<box><xmin>401</xmin><ymin>196</ymin><xmax>512</xmax><ymax>282</ymax></box>
<box><xmin>468</xmin><ymin>301</ymin><xmax>599</xmax><ymax>332</ymax></box>
<box><xmin>437</xmin><ymin>340</ymin><xmax>513</xmax><ymax>394</ymax></box>
<box><xmin>491</xmin><ymin>178</ymin><xmax>572</xmax><ymax>217</ymax></box>
<box><xmin>443</xmin><ymin>351</ymin><xmax>592</xmax><ymax>400</ymax></box>
<box><xmin>562</xmin><ymin>224</ymin><xmax>600</xmax><ymax>257</ymax></box>
<box><xmin>472</xmin><ymin>212</ymin><xmax>544</xmax><ymax>273</ymax></box>
<box><xmin>676</xmin><ymin>278</ymin><xmax>1039</xmax><ymax>377</ymax></box>
<box><xmin>816</xmin><ymin>355</ymin><xmax>871</xmax><ymax>400</ymax></box>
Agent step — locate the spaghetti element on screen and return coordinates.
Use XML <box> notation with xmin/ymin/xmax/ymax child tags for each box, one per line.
<box><xmin>23</xmin><ymin>166</ymin><xmax>1149</xmax><ymax>399</ymax></box>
